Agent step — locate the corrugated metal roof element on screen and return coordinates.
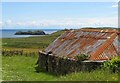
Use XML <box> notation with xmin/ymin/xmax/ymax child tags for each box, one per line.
<box><xmin>44</xmin><ymin>28</ymin><xmax>120</xmax><ymax>60</ymax></box>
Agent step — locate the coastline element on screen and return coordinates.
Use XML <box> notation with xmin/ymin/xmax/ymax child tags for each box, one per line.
<box><xmin>1</xmin><ymin>29</ymin><xmax>60</xmax><ymax>38</ymax></box>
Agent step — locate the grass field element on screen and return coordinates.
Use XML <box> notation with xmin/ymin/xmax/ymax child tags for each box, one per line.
<box><xmin>2</xmin><ymin>30</ymin><xmax>65</xmax><ymax>50</ymax></box>
<box><xmin>1</xmin><ymin>30</ymin><xmax>119</xmax><ymax>81</ymax></box>
<box><xmin>2</xmin><ymin>56</ymin><xmax>118</xmax><ymax>81</ymax></box>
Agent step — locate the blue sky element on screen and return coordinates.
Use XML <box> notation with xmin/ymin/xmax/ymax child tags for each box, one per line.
<box><xmin>2</xmin><ymin>2</ymin><xmax>118</xmax><ymax>29</ymax></box>
<box><xmin>1</xmin><ymin>0</ymin><xmax>119</xmax><ymax>2</ymax></box>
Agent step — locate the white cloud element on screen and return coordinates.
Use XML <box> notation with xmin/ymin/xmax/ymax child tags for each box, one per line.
<box><xmin>0</xmin><ymin>21</ymin><xmax>3</xmax><ymax>25</ymax></box>
<box><xmin>5</xmin><ymin>19</ymin><xmax>12</xmax><ymax>24</ymax></box>
<box><xmin>2</xmin><ymin>17</ymin><xmax>118</xmax><ymax>29</ymax></box>
<box><xmin>112</xmin><ymin>4</ymin><xmax>118</xmax><ymax>7</ymax></box>
<box><xmin>4</xmin><ymin>19</ymin><xmax>14</xmax><ymax>27</ymax></box>
<box><xmin>111</xmin><ymin>1</ymin><xmax>120</xmax><ymax>8</ymax></box>
<box><xmin>0</xmin><ymin>21</ymin><xmax>3</xmax><ymax>29</ymax></box>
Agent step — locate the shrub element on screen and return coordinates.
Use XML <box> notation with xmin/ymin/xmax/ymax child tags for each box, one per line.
<box><xmin>76</xmin><ymin>54</ymin><xmax>88</xmax><ymax>61</ymax></box>
<box><xmin>103</xmin><ymin>57</ymin><xmax>120</xmax><ymax>73</ymax></box>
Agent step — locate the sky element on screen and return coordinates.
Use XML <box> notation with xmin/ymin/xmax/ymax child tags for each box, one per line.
<box><xmin>1</xmin><ymin>0</ymin><xmax>119</xmax><ymax>2</ymax></box>
<box><xmin>1</xmin><ymin>2</ymin><xmax>118</xmax><ymax>29</ymax></box>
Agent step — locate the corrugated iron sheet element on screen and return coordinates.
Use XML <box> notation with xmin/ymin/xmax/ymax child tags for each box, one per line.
<box><xmin>45</xmin><ymin>29</ymin><xmax>120</xmax><ymax>60</ymax></box>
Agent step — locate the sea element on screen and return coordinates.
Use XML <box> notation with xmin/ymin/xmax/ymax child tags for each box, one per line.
<box><xmin>1</xmin><ymin>29</ymin><xmax>61</xmax><ymax>38</ymax></box>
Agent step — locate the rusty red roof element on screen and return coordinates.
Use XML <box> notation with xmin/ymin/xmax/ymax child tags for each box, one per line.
<box><xmin>44</xmin><ymin>28</ymin><xmax>120</xmax><ymax>60</ymax></box>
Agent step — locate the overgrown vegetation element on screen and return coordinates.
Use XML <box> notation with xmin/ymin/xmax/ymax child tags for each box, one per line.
<box><xmin>103</xmin><ymin>57</ymin><xmax>120</xmax><ymax>73</ymax></box>
<box><xmin>76</xmin><ymin>54</ymin><xmax>89</xmax><ymax>61</ymax></box>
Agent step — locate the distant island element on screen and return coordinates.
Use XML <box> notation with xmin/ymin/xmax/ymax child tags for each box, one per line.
<box><xmin>15</xmin><ymin>30</ymin><xmax>46</xmax><ymax>35</ymax></box>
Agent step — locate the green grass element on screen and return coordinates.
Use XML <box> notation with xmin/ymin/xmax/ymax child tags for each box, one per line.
<box><xmin>56</xmin><ymin>70</ymin><xmax>118</xmax><ymax>81</ymax></box>
<box><xmin>2</xmin><ymin>30</ymin><xmax>65</xmax><ymax>50</ymax></box>
<box><xmin>2</xmin><ymin>56</ymin><xmax>57</xmax><ymax>81</ymax></box>
<box><xmin>0</xmin><ymin>55</ymin><xmax>2</xmax><ymax>81</ymax></box>
<box><xmin>2</xmin><ymin>56</ymin><xmax>118</xmax><ymax>81</ymax></box>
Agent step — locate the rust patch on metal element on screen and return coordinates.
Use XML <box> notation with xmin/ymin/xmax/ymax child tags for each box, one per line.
<box><xmin>44</xmin><ymin>28</ymin><xmax>120</xmax><ymax>61</ymax></box>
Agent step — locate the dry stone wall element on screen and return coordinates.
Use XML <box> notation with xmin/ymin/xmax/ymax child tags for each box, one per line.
<box><xmin>36</xmin><ymin>51</ymin><xmax>104</xmax><ymax>75</ymax></box>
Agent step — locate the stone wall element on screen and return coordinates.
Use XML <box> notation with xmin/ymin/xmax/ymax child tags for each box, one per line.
<box><xmin>36</xmin><ymin>51</ymin><xmax>105</xmax><ymax>75</ymax></box>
